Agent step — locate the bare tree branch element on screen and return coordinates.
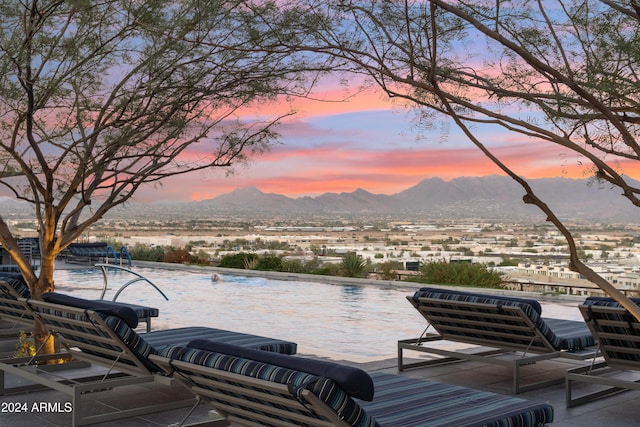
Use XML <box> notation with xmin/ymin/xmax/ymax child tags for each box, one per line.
<box><xmin>279</xmin><ymin>0</ymin><xmax>640</xmax><ymax>317</ymax></box>
<box><xmin>0</xmin><ymin>0</ymin><xmax>329</xmax><ymax>310</ymax></box>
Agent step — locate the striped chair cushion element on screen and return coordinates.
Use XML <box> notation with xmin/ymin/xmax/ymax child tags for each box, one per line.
<box><xmin>0</xmin><ymin>274</ymin><xmax>30</xmax><ymax>298</ymax></box>
<box><xmin>10</xmin><ymin>284</ymin><xmax>159</xmax><ymax>324</ymax></box>
<box><xmin>584</xmin><ymin>296</ymin><xmax>640</xmax><ymax>307</ymax></box>
<box><xmin>581</xmin><ymin>298</ymin><xmax>640</xmax><ymax>363</ymax></box>
<box><xmin>30</xmin><ymin>306</ymin><xmax>145</xmax><ymax>367</ymax></box>
<box><xmin>161</xmin><ymin>345</ymin><xmax>379</xmax><ymax>427</ymax></box>
<box><xmin>187</xmin><ymin>340</ymin><xmax>373</xmax><ymax>400</ymax></box>
<box><xmin>33</xmin><ymin>301</ymin><xmax>298</xmax><ymax>373</ymax></box>
<box><xmin>540</xmin><ymin>318</ymin><xmax>595</xmax><ymax>351</ymax></box>
<box><xmin>413</xmin><ymin>288</ymin><xmax>594</xmax><ymax>351</ymax></box>
<box><xmin>414</xmin><ymin>287</ymin><xmax>543</xmax><ymax>314</ymax></box>
<box><xmin>141</xmin><ymin>326</ymin><xmax>297</xmax><ymax>355</ymax></box>
<box><xmin>103</xmin><ymin>315</ymin><xmax>158</xmax><ymax>370</ymax></box>
<box><xmin>0</xmin><ymin>284</ymin><xmax>34</xmax><ymax>322</ymax></box>
<box><xmin>104</xmin><ymin>324</ymin><xmax>299</xmax><ymax>372</ymax></box>
<box><xmin>361</xmin><ymin>372</ymin><xmax>553</xmax><ymax>427</ymax></box>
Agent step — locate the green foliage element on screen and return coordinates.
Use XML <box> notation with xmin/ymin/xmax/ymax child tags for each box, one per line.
<box><xmin>280</xmin><ymin>257</ymin><xmax>330</xmax><ymax>274</ymax></box>
<box><xmin>129</xmin><ymin>244</ymin><xmax>164</xmax><ymax>262</ymax></box>
<box><xmin>307</xmin><ymin>262</ymin><xmax>342</xmax><ymax>276</ymax></box>
<box><xmin>376</xmin><ymin>260</ymin><xmax>403</xmax><ymax>280</ymax></box>
<box><xmin>0</xmin><ymin>0</ymin><xmax>326</xmax><ymax>298</ymax></box>
<box><xmin>498</xmin><ymin>258</ymin><xmax>519</xmax><ymax>267</ymax></box>
<box><xmin>412</xmin><ymin>261</ymin><xmax>504</xmax><ymax>289</ymax></box>
<box><xmin>280</xmin><ymin>258</ymin><xmax>309</xmax><ymax>273</ymax></box>
<box><xmin>101</xmin><ymin>239</ymin><xmax>125</xmax><ymax>251</ymax></box>
<box><xmin>15</xmin><ymin>331</ymin><xmax>36</xmax><ymax>358</ymax></box>
<box><xmin>254</xmin><ymin>254</ymin><xmax>283</xmax><ymax>271</ymax></box>
<box><xmin>218</xmin><ymin>253</ymin><xmax>259</xmax><ymax>269</ymax></box>
<box><xmin>193</xmin><ymin>250</ymin><xmax>211</xmax><ymax>265</ymax></box>
<box><xmin>340</xmin><ymin>252</ymin><xmax>367</xmax><ymax>278</ymax></box>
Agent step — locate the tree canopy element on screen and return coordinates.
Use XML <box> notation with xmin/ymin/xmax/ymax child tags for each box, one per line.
<box><xmin>2</xmin><ymin>0</ymin><xmax>640</xmax><ymax>323</ymax></box>
<box><xmin>0</xmin><ymin>0</ymin><xmax>323</xmax><ymax>297</ymax></box>
<box><xmin>279</xmin><ymin>0</ymin><xmax>640</xmax><ymax>314</ymax></box>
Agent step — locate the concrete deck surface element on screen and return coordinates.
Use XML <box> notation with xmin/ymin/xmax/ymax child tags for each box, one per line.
<box><xmin>1</xmin><ymin>335</ymin><xmax>639</xmax><ymax>427</ymax></box>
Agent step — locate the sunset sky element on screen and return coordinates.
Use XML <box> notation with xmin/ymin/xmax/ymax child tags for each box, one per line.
<box><xmin>144</xmin><ymin>83</ymin><xmax>639</xmax><ymax>203</ymax></box>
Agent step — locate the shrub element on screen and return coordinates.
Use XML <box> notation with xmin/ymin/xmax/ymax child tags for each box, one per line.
<box><xmin>308</xmin><ymin>262</ymin><xmax>342</xmax><ymax>276</ymax></box>
<box><xmin>218</xmin><ymin>253</ymin><xmax>258</xmax><ymax>269</ymax></box>
<box><xmin>341</xmin><ymin>252</ymin><xmax>367</xmax><ymax>278</ymax></box>
<box><xmin>162</xmin><ymin>248</ymin><xmax>191</xmax><ymax>264</ymax></box>
<box><xmin>411</xmin><ymin>260</ymin><xmax>504</xmax><ymax>288</ymax></box>
<box><xmin>376</xmin><ymin>260</ymin><xmax>403</xmax><ymax>280</ymax></box>
<box><xmin>280</xmin><ymin>259</ymin><xmax>307</xmax><ymax>273</ymax></box>
<box><xmin>129</xmin><ymin>244</ymin><xmax>165</xmax><ymax>262</ymax></box>
<box><xmin>254</xmin><ymin>254</ymin><xmax>282</xmax><ymax>271</ymax></box>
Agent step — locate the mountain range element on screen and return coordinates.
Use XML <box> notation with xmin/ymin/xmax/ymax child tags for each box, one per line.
<box><xmin>2</xmin><ymin>176</ymin><xmax>638</xmax><ymax>223</ymax></box>
<box><xmin>189</xmin><ymin>175</ymin><xmax>639</xmax><ymax>222</ymax></box>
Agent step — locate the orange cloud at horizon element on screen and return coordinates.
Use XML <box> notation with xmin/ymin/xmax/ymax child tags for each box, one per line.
<box><xmin>134</xmin><ymin>78</ymin><xmax>640</xmax><ymax>203</ymax></box>
<box><xmin>172</xmin><ymin>142</ymin><xmax>640</xmax><ymax>202</ymax></box>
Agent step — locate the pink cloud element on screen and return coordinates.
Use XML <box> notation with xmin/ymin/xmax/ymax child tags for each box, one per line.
<box><xmin>129</xmin><ymin>80</ymin><xmax>640</xmax><ymax>202</ymax></box>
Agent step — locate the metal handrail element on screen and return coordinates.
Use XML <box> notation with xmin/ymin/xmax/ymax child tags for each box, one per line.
<box><xmin>95</xmin><ymin>263</ymin><xmax>169</xmax><ymax>302</ymax></box>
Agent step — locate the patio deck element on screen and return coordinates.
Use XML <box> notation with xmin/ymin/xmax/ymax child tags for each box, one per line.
<box><xmin>0</xmin><ymin>335</ymin><xmax>638</xmax><ymax>427</ymax></box>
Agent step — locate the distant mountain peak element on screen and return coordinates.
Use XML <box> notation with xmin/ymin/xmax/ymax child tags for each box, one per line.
<box><xmin>230</xmin><ymin>186</ymin><xmax>263</xmax><ymax>194</ymax></box>
<box><xmin>7</xmin><ymin>175</ymin><xmax>635</xmax><ymax>222</ymax></box>
<box><xmin>103</xmin><ymin>175</ymin><xmax>640</xmax><ymax>222</ymax></box>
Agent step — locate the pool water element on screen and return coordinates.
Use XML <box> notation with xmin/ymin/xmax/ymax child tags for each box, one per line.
<box><xmin>52</xmin><ymin>267</ymin><xmax>584</xmax><ymax>362</ymax></box>
<box><xmin>53</xmin><ymin>267</ymin><xmax>428</xmax><ymax>361</ymax></box>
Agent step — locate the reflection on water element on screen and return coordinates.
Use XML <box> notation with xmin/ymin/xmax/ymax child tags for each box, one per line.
<box><xmin>53</xmin><ymin>267</ymin><xmax>584</xmax><ymax>362</ymax></box>
<box><xmin>220</xmin><ymin>276</ymin><xmax>267</xmax><ymax>286</ymax></box>
<box><xmin>341</xmin><ymin>285</ymin><xmax>363</xmax><ymax>300</ymax></box>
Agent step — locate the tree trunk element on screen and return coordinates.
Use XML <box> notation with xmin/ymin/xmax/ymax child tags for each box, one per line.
<box><xmin>30</xmin><ymin>250</ymin><xmax>57</xmax><ymax>357</ymax></box>
<box><xmin>33</xmin><ymin>318</ymin><xmax>55</xmax><ymax>358</ymax></box>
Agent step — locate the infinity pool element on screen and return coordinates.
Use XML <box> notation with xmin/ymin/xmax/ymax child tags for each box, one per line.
<box><xmin>53</xmin><ymin>266</ymin><xmax>583</xmax><ymax>362</ymax></box>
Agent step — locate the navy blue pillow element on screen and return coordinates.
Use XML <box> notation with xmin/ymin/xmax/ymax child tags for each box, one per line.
<box><xmin>41</xmin><ymin>292</ymin><xmax>139</xmax><ymax>329</ymax></box>
<box><xmin>415</xmin><ymin>286</ymin><xmax>543</xmax><ymax>315</ymax></box>
<box><xmin>188</xmin><ymin>339</ymin><xmax>375</xmax><ymax>401</ymax></box>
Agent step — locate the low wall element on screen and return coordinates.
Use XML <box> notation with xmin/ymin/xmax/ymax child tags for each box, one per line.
<box><xmin>131</xmin><ymin>260</ymin><xmax>585</xmax><ymax>304</ymax></box>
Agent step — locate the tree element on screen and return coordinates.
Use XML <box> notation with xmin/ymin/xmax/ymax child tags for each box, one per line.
<box><xmin>285</xmin><ymin>0</ymin><xmax>640</xmax><ymax>318</ymax></box>
<box><xmin>0</xmin><ymin>0</ymin><xmax>322</xmax><ymax>351</ymax></box>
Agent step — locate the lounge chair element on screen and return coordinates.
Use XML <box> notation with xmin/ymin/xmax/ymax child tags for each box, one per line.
<box><xmin>150</xmin><ymin>340</ymin><xmax>554</xmax><ymax>427</ymax></box>
<box><xmin>566</xmin><ymin>297</ymin><xmax>640</xmax><ymax>407</ymax></box>
<box><xmin>0</xmin><ymin>293</ymin><xmax>296</xmax><ymax>426</ymax></box>
<box><xmin>66</xmin><ymin>242</ymin><xmax>110</xmax><ymax>264</ymax></box>
<box><xmin>0</xmin><ymin>273</ymin><xmax>159</xmax><ymax>333</ymax></box>
<box><xmin>0</xmin><ymin>274</ymin><xmax>35</xmax><ymax>333</ymax></box>
<box><xmin>399</xmin><ymin>287</ymin><xmax>597</xmax><ymax>393</ymax></box>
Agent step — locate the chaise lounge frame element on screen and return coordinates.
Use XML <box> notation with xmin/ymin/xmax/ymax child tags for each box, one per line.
<box><xmin>566</xmin><ymin>302</ymin><xmax>640</xmax><ymax>407</ymax></box>
<box><xmin>0</xmin><ymin>299</ymin><xmax>190</xmax><ymax>426</ymax></box>
<box><xmin>0</xmin><ymin>297</ymin><xmax>296</xmax><ymax>426</ymax></box>
<box><xmin>0</xmin><ymin>278</ymin><xmax>158</xmax><ymax>334</ymax></box>
<box><xmin>155</xmin><ymin>356</ymin><xmax>349</xmax><ymax>427</ymax></box>
<box><xmin>399</xmin><ymin>290</ymin><xmax>597</xmax><ymax>394</ymax></box>
<box><xmin>0</xmin><ymin>278</ymin><xmax>38</xmax><ymax>335</ymax></box>
<box><xmin>150</xmin><ymin>342</ymin><xmax>554</xmax><ymax>427</ymax></box>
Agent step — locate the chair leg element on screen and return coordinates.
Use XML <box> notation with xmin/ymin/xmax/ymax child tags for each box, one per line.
<box><xmin>565</xmin><ymin>363</ymin><xmax>635</xmax><ymax>407</ymax></box>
